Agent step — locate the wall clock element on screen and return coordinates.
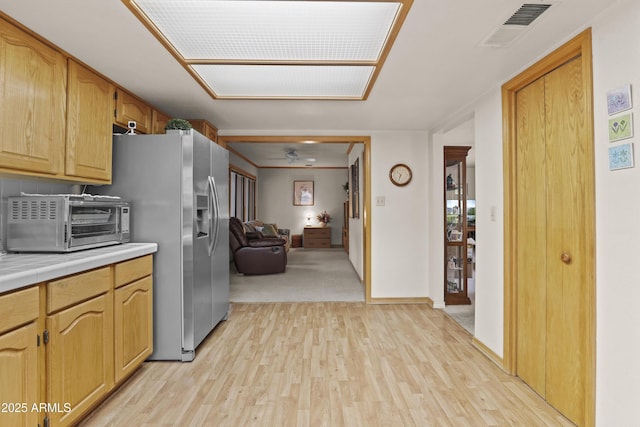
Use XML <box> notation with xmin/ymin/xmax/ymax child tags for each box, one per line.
<box><xmin>389</xmin><ymin>163</ymin><xmax>412</xmax><ymax>186</ymax></box>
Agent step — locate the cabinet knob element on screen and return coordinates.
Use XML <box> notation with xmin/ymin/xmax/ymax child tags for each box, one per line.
<box><xmin>560</xmin><ymin>253</ymin><xmax>571</xmax><ymax>264</ymax></box>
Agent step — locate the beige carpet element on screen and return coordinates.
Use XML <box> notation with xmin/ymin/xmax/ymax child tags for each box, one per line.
<box><xmin>230</xmin><ymin>248</ymin><xmax>365</xmax><ymax>302</ymax></box>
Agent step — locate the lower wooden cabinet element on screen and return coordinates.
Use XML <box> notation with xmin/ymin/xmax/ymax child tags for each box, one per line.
<box><xmin>46</xmin><ymin>293</ymin><xmax>114</xmax><ymax>427</ymax></box>
<box><xmin>0</xmin><ymin>286</ymin><xmax>39</xmax><ymax>427</ymax></box>
<box><xmin>114</xmin><ymin>275</ymin><xmax>153</xmax><ymax>383</ymax></box>
<box><xmin>0</xmin><ymin>254</ymin><xmax>154</xmax><ymax>427</ymax></box>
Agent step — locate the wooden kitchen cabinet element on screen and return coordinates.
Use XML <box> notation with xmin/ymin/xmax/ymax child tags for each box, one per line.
<box><xmin>114</xmin><ymin>255</ymin><xmax>153</xmax><ymax>383</ymax></box>
<box><xmin>152</xmin><ymin>109</ymin><xmax>171</xmax><ymax>134</ymax></box>
<box><xmin>0</xmin><ymin>287</ymin><xmax>40</xmax><ymax>427</ymax></box>
<box><xmin>46</xmin><ymin>267</ymin><xmax>114</xmax><ymax>427</ymax></box>
<box><xmin>187</xmin><ymin>119</ymin><xmax>218</xmax><ymax>143</ymax></box>
<box><xmin>66</xmin><ymin>59</ymin><xmax>114</xmax><ymax>182</ymax></box>
<box><xmin>0</xmin><ymin>16</ymin><xmax>66</xmax><ymax>177</ymax></box>
<box><xmin>114</xmin><ymin>88</ymin><xmax>152</xmax><ymax>134</ymax></box>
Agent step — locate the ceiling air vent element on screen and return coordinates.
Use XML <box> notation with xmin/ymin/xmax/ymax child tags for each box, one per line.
<box><xmin>504</xmin><ymin>4</ymin><xmax>552</xmax><ymax>26</ymax></box>
<box><xmin>479</xmin><ymin>3</ymin><xmax>553</xmax><ymax>48</ymax></box>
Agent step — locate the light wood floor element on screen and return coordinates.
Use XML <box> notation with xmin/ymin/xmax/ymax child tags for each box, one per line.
<box><xmin>80</xmin><ymin>303</ymin><xmax>572</xmax><ymax>427</ymax></box>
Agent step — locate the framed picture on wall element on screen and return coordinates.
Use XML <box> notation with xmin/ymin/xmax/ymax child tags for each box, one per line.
<box><xmin>293</xmin><ymin>180</ymin><xmax>314</xmax><ymax>206</ymax></box>
<box><xmin>350</xmin><ymin>158</ymin><xmax>360</xmax><ymax>218</ymax></box>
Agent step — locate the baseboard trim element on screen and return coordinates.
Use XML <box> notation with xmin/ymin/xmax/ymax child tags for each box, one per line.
<box><xmin>368</xmin><ymin>297</ymin><xmax>431</xmax><ymax>304</ymax></box>
<box><xmin>472</xmin><ymin>337</ymin><xmax>505</xmax><ymax>371</ymax></box>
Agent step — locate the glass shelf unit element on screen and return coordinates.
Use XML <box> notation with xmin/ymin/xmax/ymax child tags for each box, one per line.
<box><xmin>444</xmin><ymin>146</ymin><xmax>471</xmax><ymax>305</ymax></box>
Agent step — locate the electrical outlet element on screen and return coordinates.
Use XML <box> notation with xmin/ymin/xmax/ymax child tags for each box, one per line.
<box><xmin>376</xmin><ymin>196</ymin><xmax>385</xmax><ymax>206</ymax></box>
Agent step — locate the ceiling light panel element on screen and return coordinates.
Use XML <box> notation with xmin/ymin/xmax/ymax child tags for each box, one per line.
<box><xmin>132</xmin><ymin>0</ymin><xmax>400</xmax><ymax>62</ymax></box>
<box><xmin>191</xmin><ymin>64</ymin><xmax>374</xmax><ymax>98</ymax></box>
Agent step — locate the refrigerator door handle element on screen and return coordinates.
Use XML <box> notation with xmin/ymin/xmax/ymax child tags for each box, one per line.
<box><xmin>208</xmin><ymin>176</ymin><xmax>220</xmax><ymax>256</ymax></box>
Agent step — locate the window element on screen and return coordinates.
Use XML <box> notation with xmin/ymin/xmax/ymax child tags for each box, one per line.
<box><xmin>230</xmin><ymin>169</ymin><xmax>256</xmax><ymax>221</ymax></box>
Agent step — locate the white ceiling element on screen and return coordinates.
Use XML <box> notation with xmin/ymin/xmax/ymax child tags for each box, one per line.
<box><xmin>1</xmin><ymin>0</ymin><xmax>614</xmax><ymax>160</ymax></box>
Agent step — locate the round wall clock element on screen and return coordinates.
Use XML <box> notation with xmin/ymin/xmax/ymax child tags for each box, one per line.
<box><xmin>389</xmin><ymin>163</ymin><xmax>412</xmax><ymax>186</ymax></box>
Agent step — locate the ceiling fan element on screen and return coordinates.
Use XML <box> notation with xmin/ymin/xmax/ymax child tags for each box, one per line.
<box><xmin>274</xmin><ymin>149</ymin><xmax>316</xmax><ymax>164</ymax></box>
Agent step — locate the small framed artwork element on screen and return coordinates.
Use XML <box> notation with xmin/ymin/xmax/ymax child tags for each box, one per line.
<box><xmin>350</xmin><ymin>158</ymin><xmax>360</xmax><ymax>218</ymax></box>
<box><xmin>608</xmin><ymin>143</ymin><xmax>634</xmax><ymax>170</ymax></box>
<box><xmin>608</xmin><ymin>113</ymin><xmax>633</xmax><ymax>142</ymax></box>
<box><xmin>607</xmin><ymin>84</ymin><xmax>632</xmax><ymax>115</ymax></box>
<box><xmin>293</xmin><ymin>180</ymin><xmax>314</xmax><ymax>206</ymax></box>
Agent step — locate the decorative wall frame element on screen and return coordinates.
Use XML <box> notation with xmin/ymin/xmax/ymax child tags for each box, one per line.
<box><xmin>608</xmin><ymin>112</ymin><xmax>633</xmax><ymax>142</ymax></box>
<box><xmin>607</xmin><ymin>84</ymin><xmax>632</xmax><ymax>115</ymax></box>
<box><xmin>293</xmin><ymin>180</ymin><xmax>314</xmax><ymax>206</ymax></box>
<box><xmin>608</xmin><ymin>143</ymin><xmax>634</xmax><ymax>170</ymax></box>
<box><xmin>350</xmin><ymin>158</ymin><xmax>360</xmax><ymax>218</ymax></box>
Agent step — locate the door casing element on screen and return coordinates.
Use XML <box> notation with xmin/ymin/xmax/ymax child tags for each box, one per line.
<box><xmin>502</xmin><ymin>28</ymin><xmax>596</xmax><ymax>426</ymax></box>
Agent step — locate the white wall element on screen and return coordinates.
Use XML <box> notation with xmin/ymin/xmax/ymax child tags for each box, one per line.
<box><xmin>348</xmin><ymin>144</ymin><xmax>364</xmax><ymax>280</ymax></box>
<box><xmin>591</xmin><ymin>1</ymin><xmax>640</xmax><ymax>423</ymax></box>
<box><xmin>466</xmin><ymin>0</ymin><xmax>640</xmax><ymax>423</ymax></box>
<box><xmin>256</xmin><ymin>168</ymin><xmax>348</xmax><ymax>246</ymax></box>
<box><xmin>370</xmin><ymin>131</ymin><xmax>430</xmax><ymax>299</ymax></box>
<box><xmin>472</xmin><ymin>91</ymin><xmax>505</xmax><ymax>357</ymax></box>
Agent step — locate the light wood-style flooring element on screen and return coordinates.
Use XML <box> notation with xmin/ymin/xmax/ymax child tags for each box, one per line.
<box><xmin>80</xmin><ymin>303</ymin><xmax>571</xmax><ymax>426</ymax></box>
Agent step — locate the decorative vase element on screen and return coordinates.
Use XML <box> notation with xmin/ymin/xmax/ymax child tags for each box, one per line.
<box><xmin>319</xmin><ymin>222</ymin><xmax>326</xmax><ymax>227</ymax></box>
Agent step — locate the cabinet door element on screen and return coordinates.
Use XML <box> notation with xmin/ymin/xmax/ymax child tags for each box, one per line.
<box><xmin>0</xmin><ymin>323</ymin><xmax>39</xmax><ymax>427</ymax></box>
<box><xmin>0</xmin><ymin>18</ymin><xmax>65</xmax><ymax>175</ymax></box>
<box><xmin>151</xmin><ymin>109</ymin><xmax>170</xmax><ymax>134</ymax></box>
<box><xmin>115</xmin><ymin>89</ymin><xmax>152</xmax><ymax>134</ymax></box>
<box><xmin>114</xmin><ymin>276</ymin><xmax>153</xmax><ymax>383</ymax></box>
<box><xmin>66</xmin><ymin>60</ymin><xmax>114</xmax><ymax>182</ymax></box>
<box><xmin>187</xmin><ymin>119</ymin><xmax>218</xmax><ymax>142</ymax></box>
<box><xmin>47</xmin><ymin>293</ymin><xmax>113</xmax><ymax>427</ymax></box>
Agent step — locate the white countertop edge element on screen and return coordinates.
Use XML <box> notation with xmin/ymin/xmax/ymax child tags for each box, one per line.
<box><xmin>0</xmin><ymin>243</ymin><xmax>158</xmax><ymax>294</ymax></box>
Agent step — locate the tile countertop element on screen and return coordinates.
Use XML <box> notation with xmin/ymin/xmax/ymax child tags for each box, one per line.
<box><xmin>0</xmin><ymin>242</ymin><xmax>158</xmax><ymax>294</ymax></box>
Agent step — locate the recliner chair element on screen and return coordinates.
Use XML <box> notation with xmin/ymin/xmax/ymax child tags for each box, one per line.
<box><xmin>229</xmin><ymin>217</ymin><xmax>287</xmax><ymax>275</ymax></box>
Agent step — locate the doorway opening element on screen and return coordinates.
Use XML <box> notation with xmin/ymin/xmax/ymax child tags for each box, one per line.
<box><xmin>218</xmin><ymin>135</ymin><xmax>371</xmax><ymax>303</ymax></box>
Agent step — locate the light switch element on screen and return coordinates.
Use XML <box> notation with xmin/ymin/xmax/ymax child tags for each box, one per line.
<box><xmin>376</xmin><ymin>196</ymin><xmax>385</xmax><ymax>206</ymax></box>
<box><xmin>490</xmin><ymin>206</ymin><xmax>497</xmax><ymax>222</ymax></box>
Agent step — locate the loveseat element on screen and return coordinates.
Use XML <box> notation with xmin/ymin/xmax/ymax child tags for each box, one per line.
<box><xmin>242</xmin><ymin>219</ymin><xmax>291</xmax><ymax>252</ymax></box>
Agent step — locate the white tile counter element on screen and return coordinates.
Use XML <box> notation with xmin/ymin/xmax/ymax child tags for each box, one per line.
<box><xmin>0</xmin><ymin>243</ymin><xmax>158</xmax><ymax>294</ymax></box>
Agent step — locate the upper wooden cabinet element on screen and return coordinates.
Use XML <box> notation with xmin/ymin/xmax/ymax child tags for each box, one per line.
<box><xmin>115</xmin><ymin>88</ymin><xmax>152</xmax><ymax>134</ymax></box>
<box><xmin>66</xmin><ymin>59</ymin><xmax>114</xmax><ymax>182</ymax></box>
<box><xmin>0</xmin><ymin>17</ymin><xmax>65</xmax><ymax>176</ymax></box>
<box><xmin>152</xmin><ymin>109</ymin><xmax>170</xmax><ymax>134</ymax></box>
<box><xmin>188</xmin><ymin>119</ymin><xmax>218</xmax><ymax>143</ymax></box>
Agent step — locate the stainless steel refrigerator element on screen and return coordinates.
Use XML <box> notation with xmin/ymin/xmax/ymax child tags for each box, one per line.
<box><xmin>91</xmin><ymin>129</ymin><xmax>229</xmax><ymax>361</ymax></box>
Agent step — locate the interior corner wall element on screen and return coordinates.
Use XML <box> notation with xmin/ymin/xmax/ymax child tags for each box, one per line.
<box><xmin>348</xmin><ymin>144</ymin><xmax>364</xmax><ymax>280</ymax></box>
<box><xmin>256</xmin><ymin>168</ymin><xmax>348</xmax><ymax>246</ymax></box>
<box><xmin>472</xmin><ymin>90</ymin><xmax>504</xmax><ymax>357</ymax></box>
<box><xmin>369</xmin><ymin>131</ymin><xmax>429</xmax><ymax>299</ymax></box>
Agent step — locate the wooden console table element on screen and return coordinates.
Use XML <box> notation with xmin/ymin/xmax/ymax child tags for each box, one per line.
<box><xmin>304</xmin><ymin>226</ymin><xmax>331</xmax><ymax>248</ymax></box>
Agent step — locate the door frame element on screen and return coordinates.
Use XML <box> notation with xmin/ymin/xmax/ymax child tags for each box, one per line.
<box><xmin>218</xmin><ymin>135</ymin><xmax>372</xmax><ymax>302</ymax></box>
<box><xmin>502</xmin><ymin>29</ymin><xmax>596</xmax><ymax>425</ymax></box>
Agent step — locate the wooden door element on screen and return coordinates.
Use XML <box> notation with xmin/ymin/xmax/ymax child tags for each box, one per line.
<box><xmin>514</xmin><ymin>55</ymin><xmax>594</xmax><ymax>426</ymax></box>
<box><xmin>515</xmin><ymin>76</ymin><xmax>547</xmax><ymax>396</ymax></box>
<box><xmin>66</xmin><ymin>59</ymin><xmax>114</xmax><ymax>182</ymax></box>
<box><xmin>47</xmin><ymin>293</ymin><xmax>114</xmax><ymax>427</ymax></box>
<box><xmin>0</xmin><ymin>17</ymin><xmax>66</xmax><ymax>175</ymax></box>
<box><xmin>0</xmin><ymin>323</ymin><xmax>39</xmax><ymax>427</ymax></box>
<box><xmin>114</xmin><ymin>276</ymin><xmax>153</xmax><ymax>383</ymax></box>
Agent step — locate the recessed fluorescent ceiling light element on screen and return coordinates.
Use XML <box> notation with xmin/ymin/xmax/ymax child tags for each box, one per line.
<box><xmin>124</xmin><ymin>0</ymin><xmax>412</xmax><ymax>99</ymax></box>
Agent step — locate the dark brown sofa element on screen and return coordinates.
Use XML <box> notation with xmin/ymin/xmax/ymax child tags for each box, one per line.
<box><xmin>229</xmin><ymin>217</ymin><xmax>287</xmax><ymax>275</ymax></box>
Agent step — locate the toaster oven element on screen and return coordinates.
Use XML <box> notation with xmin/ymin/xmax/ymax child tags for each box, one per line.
<box><xmin>6</xmin><ymin>195</ymin><xmax>130</xmax><ymax>253</ymax></box>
